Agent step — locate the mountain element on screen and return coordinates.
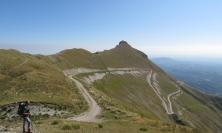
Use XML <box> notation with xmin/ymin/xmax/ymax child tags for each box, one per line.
<box><xmin>49</xmin><ymin>40</ymin><xmax>150</xmax><ymax>69</ymax></box>
<box><xmin>0</xmin><ymin>41</ymin><xmax>222</xmax><ymax>133</ymax></box>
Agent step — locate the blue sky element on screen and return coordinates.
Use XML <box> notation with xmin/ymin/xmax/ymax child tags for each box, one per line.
<box><xmin>0</xmin><ymin>0</ymin><xmax>222</xmax><ymax>58</ymax></box>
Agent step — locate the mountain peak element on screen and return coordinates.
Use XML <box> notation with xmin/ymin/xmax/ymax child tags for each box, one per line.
<box><xmin>116</xmin><ymin>40</ymin><xmax>132</xmax><ymax>48</ymax></box>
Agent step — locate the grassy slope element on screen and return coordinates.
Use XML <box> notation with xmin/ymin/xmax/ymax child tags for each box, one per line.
<box><xmin>94</xmin><ymin>74</ymin><xmax>168</xmax><ymax>121</ymax></box>
<box><xmin>49</xmin><ymin>48</ymin><xmax>106</xmax><ymax>69</ymax></box>
<box><xmin>50</xmin><ymin>41</ymin><xmax>150</xmax><ymax>70</ymax></box>
<box><xmin>0</xmin><ymin>49</ymin><xmax>86</xmax><ymax>112</ymax></box>
<box><xmin>156</xmin><ymin>72</ymin><xmax>178</xmax><ymax>96</ymax></box>
<box><xmin>1</xmin><ymin>118</ymin><xmax>194</xmax><ymax>133</ymax></box>
<box><xmin>151</xmin><ymin>64</ymin><xmax>222</xmax><ymax>133</ymax></box>
<box><xmin>50</xmin><ymin>41</ymin><xmax>222</xmax><ymax>132</ymax></box>
<box><xmin>175</xmin><ymin>85</ymin><xmax>222</xmax><ymax>133</ymax></box>
<box><xmin>92</xmin><ymin>71</ymin><xmax>222</xmax><ymax>133</ymax></box>
<box><xmin>1</xmin><ymin>41</ymin><xmax>222</xmax><ymax>133</ymax></box>
<box><xmin>98</xmin><ymin>43</ymin><xmax>150</xmax><ymax>68</ymax></box>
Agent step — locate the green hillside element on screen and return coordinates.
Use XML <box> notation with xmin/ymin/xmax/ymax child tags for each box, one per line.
<box><xmin>93</xmin><ymin>74</ymin><xmax>167</xmax><ymax>121</ymax></box>
<box><xmin>49</xmin><ymin>48</ymin><xmax>106</xmax><ymax>69</ymax></box>
<box><xmin>0</xmin><ymin>49</ymin><xmax>86</xmax><ymax>111</ymax></box>
<box><xmin>98</xmin><ymin>41</ymin><xmax>150</xmax><ymax>68</ymax></box>
<box><xmin>49</xmin><ymin>41</ymin><xmax>150</xmax><ymax>69</ymax></box>
<box><xmin>0</xmin><ymin>41</ymin><xmax>222</xmax><ymax>133</ymax></box>
<box><xmin>92</xmin><ymin>71</ymin><xmax>222</xmax><ymax>133</ymax></box>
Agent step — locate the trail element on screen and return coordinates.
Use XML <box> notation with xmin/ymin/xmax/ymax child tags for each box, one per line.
<box><xmin>147</xmin><ymin>70</ymin><xmax>182</xmax><ymax>114</ymax></box>
<box><xmin>167</xmin><ymin>86</ymin><xmax>182</xmax><ymax>114</ymax></box>
<box><xmin>63</xmin><ymin>67</ymin><xmax>146</xmax><ymax>122</ymax></box>
<box><xmin>65</xmin><ymin>67</ymin><xmax>181</xmax><ymax>121</ymax></box>
<box><xmin>147</xmin><ymin>71</ymin><xmax>170</xmax><ymax>114</ymax></box>
<box><xmin>67</xmin><ymin>75</ymin><xmax>101</xmax><ymax>122</ymax></box>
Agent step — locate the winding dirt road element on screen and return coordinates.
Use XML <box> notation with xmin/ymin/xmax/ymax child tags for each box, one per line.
<box><xmin>147</xmin><ymin>71</ymin><xmax>170</xmax><ymax>114</ymax></box>
<box><xmin>147</xmin><ymin>70</ymin><xmax>182</xmax><ymax>115</ymax></box>
<box><xmin>67</xmin><ymin>75</ymin><xmax>101</xmax><ymax>122</ymax></box>
<box><xmin>65</xmin><ymin>68</ymin><xmax>181</xmax><ymax>122</ymax></box>
<box><xmin>167</xmin><ymin>87</ymin><xmax>181</xmax><ymax>114</ymax></box>
<box><xmin>64</xmin><ymin>67</ymin><xmax>146</xmax><ymax>122</ymax></box>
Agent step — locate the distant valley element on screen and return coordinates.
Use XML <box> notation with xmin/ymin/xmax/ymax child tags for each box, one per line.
<box><xmin>152</xmin><ymin>58</ymin><xmax>222</xmax><ymax>96</ymax></box>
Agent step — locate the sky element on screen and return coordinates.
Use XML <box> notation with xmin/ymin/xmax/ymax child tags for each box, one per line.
<box><xmin>0</xmin><ymin>0</ymin><xmax>222</xmax><ymax>59</ymax></box>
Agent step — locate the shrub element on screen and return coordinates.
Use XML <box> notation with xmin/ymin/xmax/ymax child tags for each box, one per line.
<box><xmin>139</xmin><ymin>128</ymin><xmax>148</xmax><ymax>131</ymax></box>
<box><xmin>51</xmin><ymin>120</ymin><xmax>59</xmax><ymax>125</ymax></box>
<box><xmin>71</xmin><ymin>124</ymin><xmax>80</xmax><ymax>130</ymax></box>
<box><xmin>62</xmin><ymin>124</ymin><xmax>72</xmax><ymax>130</ymax></box>
<box><xmin>62</xmin><ymin>124</ymin><xmax>80</xmax><ymax>130</ymax></box>
<box><xmin>98</xmin><ymin>124</ymin><xmax>103</xmax><ymax>128</ymax></box>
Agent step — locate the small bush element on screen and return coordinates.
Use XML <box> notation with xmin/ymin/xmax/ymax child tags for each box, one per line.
<box><xmin>98</xmin><ymin>124</ymin><xmax>103</xmax><ymax>128</ymax></box>
<box><xmin>51</xmin><ymin>120</ymin><xmax>59</xmax><ymax>125</ymax></box>
<box><xmin>114</xmin><ymin>115</ymin><xmax>120</xmax><ymax>119</ymax></box>
<box><xmin>62</xmin><ymin>124</ymin><xmax>72</xmax><ymax>130</ymax></box>
<box><xmin>71</xmin><ymin>124</ymin><xmax>80</xmax><ymax>130</ymax></box>
<box><xmin>62</xmin><ymin>124</ymin><xmax>80</xmax><ymax>130</ymax></box>
<box><xmin>139</xmin><ymin>128</ymin><xmax>148</xmax><ymax>131</ymax></box>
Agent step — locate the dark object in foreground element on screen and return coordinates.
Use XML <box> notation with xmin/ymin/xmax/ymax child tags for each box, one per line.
<box><xmin>17</xmin><ymin>101</ymin><xmax>32</xmax><ymax>133</ymax></box>
<box><xmin>169</xmin><ymin>113</ymin><xmax>186</xmax><ymax>126</ymax></box>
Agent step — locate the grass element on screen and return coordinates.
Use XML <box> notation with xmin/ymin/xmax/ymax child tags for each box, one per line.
<box><xmin>97</xmin><ymin>43</ymin><xmax>150</xmax><ymax>68</ymax></box>
<box><xmin>0</xmin><ymin>49</ymin><xmax>87</xmax><ymax>114</ymax></box>
<box><xmin>175</xmin><ymin>89</ymin><xmax>222</xmax><ymax>132</ymax></box>
<box><xmin>156</xmin><ymin>72</ymin><xmax>222</xmax><ymax>132</ymax></box>
<box><xmin>1</xmin><ymin>44</ymin><xmax>222</xmax><ymax>133</ymax></box>
<box><xmin>61</xmin><ymin>124</ymin><xmax>72</xmax><ymax>130</ymax></box>
<box><xmin>157</xmin><ymin>72</ymin><xmax>178</xmax><ymax>96</ymax></box>
<box><xmin>61</xmin><ymin>124</ymin><xmax>80</xmax><ymax>130</ymax></box>
<box><xmin>49</xmin><ymin>48</ymin><xmax>106</xmax><ymax>69</ymax></box>
<box><xmin>50</xmin><ymin>42</ymin><xmax>151</xmax><ymax>70</ymax></box>
<box><xmin>92</xmin><ymin>72</ymin><xmax>222</xmax><ymax>133</ymax></box>
<box><xmin>93</xmin><ymin>74</ymin><xmax>168</xmax><ymax>120</ymax></box>
<box><xmin>0</xmin><ymin>118</ymin><xmax>195</xmax><ymax>133</ymax></box>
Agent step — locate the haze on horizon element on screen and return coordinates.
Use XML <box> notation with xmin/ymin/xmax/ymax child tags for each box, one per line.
<box><xmin>0</xmin><ymin>0</ymin><xmax>222</xmax><ymax>59</ymax></box>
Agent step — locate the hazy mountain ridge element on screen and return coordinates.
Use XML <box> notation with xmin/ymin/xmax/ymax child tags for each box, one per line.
<box><xmin>152</xmin><ymin>57</ymin><xmax>222</xmax><ymax>95</ymax></box>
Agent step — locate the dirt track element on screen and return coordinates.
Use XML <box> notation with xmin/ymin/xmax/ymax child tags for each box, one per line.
<box><xmin>64</xmin><ymin>68</ymin><xmax>181</xmax><ymax>122</ymax></box>
<box><xmin>64</xmin><ymin>67</ymin><xmax>146</xmax><ymax>122</ymax></box>
<box><xmin>147</xmin><ymin>70</ymin><xmax>182</xmax><ymax>114</ymax></box>
<box><xmin>68</xmin><ymin>76</ymin><xmax>101</xmax><ymax>122</ymax></box>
